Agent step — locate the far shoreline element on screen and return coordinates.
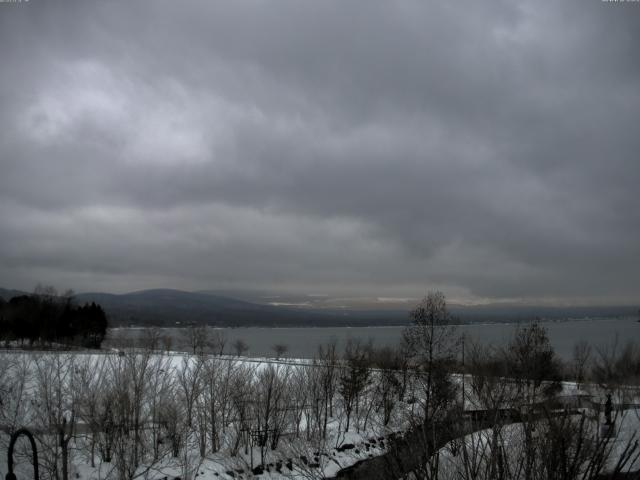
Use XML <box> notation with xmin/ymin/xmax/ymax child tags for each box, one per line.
<box><xmin>108</xmin><ymin>315</ymin><xmax>638</xmax><ymax>330</ymax></box>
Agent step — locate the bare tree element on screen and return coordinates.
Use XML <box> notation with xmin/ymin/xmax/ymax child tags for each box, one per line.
<box><xmin>461</xmin><ymin>341</ymin><xmax>520</xmax><ymax>479</ymax></box>
<box><xmin>370</xmin><ymin>346</ymin><xmax>403</xmax><ymax>426</ymax></box>
<box><xmin>210</xmin><ymin>329</ymin><xmax>227</xmax><ymax>356</ymax></box>
<box><xmin>571</xmin><ymin>340</ymin><xmax>592</xmax><ymax>389</ymax></box>
<box><xmin>399</xmin><ymin>291</ymin><xmax>460</xmax><ymax>480</ymax></box>
<box><xmin>506</xmin><ymin>322</ymin><xmax>561</xmax><ymax>480</ymax></box>
<box><xmin>163</xmin><ymin>354</ymin><xmax>208</xmax><ymax>480</ymax></box>
<box><xmin>592</xmin><ymin>338</ymin><xmax>640</xmax><ymax>403</ymax></box>
<box><xmin>304</xmin><ymin>357</ymin><xmax>328</xmax><ymax>440</ymax></box>
<box><xmin>76</xmin><ymin>355</ymin><xmax>110</xmax><ymax>468</ymax></box>
<box><xmin>177</xmin><ymin>355</ymin><xmax>204</xmax><ymax>429</ymax></box>
<box><xmin>0</xmin><ymin>353</ymin><xmax>32</xmax><ymax>435</ymax></box>
<box><xmin>161</xmin><ymin>334</ymin><xmax>173</xmax><ymax>352</ymax></box>
<box><xmin>229</xmin><ymin>363</ymin><xmax>256</xmax><ymax>456</ymax></box>
<box><xmin>437</xmin><ymin>336</ymin><xmax>640</xmax><ymax>480</ymax></box>
<box><xmin>158</xmin><ymin>396</ymin><xmax>183</xmax><ymax>459</ymax></box>
<box><xmin>233</xmin><ymin>339</ymin><xmax>249</xmax><ymax>357</ymax></box>
<box><xmin>253</xmin><ymin>364</ymin><xmax>291</xmax><ymax>463</ymax></box>
<box><xmin>201</xmin><ymin>357</ymin><xmax>223</xmax><ymax>453</ymax></box>
<box><xmin>272</xmin><ymin>343</ymin><xmax>289</xmax><ymax>360</ymax></box>
<box><xmin>177</xmin><ymin>356</ymin><xmax>208</xmax><ymax>480</ymax></box>
<box><xmin>318</xmin><ymin>341</ymin><xmax>339</xmax><ymax>417</ymax></box>
<box><xmin>146</xmin><ymin>353</ymin><xmax>175</xmax><ymax>461</ymax></box>
<box><xmin>32</xmin><ymin>353</ymin><xmax>79</xmax><ymax>480</ymax></box>
<box><xmin>508</xmin><ymin>321</ymin><xmax>562</xmax><ymax>406</ymax></box>
<box><xmin>107</xmin><ymin>350</ymin><xmax>156</xmax><ymax>480</ymax></box>
<box><xmin>338</xmin><ymin>339</ymin><xmax>371</xmax><ymax>433</ymax></box>
<box><xmin>141</xmin><ymin>327</ymin><xmax>163</xmax><ymax>351</ymax></box>
<box><xmin>403</xmin><ymin>291</ymin><xmax>459</xmax><ymax>424</ymax></box>
<box><xmin>289</xmin><ymin>366</ymin><xmax>310</xmax><ymax>438</ymax></box>
<box><xmin>203</xmin><ymin>357</ymin><xmax>238</xmax><ymax>452</ymax></box>
<box><xmin>182</xmin><ymin>324</ymin><xmax>210</xmax><ymax>355</ymax></box>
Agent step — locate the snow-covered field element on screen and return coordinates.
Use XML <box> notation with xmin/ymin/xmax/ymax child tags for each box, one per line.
<box><xmin>0</xmin><ymin>349</ymin><xmax>638</xmax><ymax>480</ymax></box>
<box><xmin>436</xmin><ymin>411</ymin><xmax>640</xmax><ymax>478</ymax></box>
<box><xmin>0</xmin><ymin>349</ymin><xmax>410</xmax><ymax>480</ymax></box>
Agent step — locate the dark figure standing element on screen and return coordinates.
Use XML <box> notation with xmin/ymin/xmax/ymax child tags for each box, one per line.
<box><xmin>604</xmin><ymin>393</ymin><xmax>613</xmax><ymax>425</ymax></box>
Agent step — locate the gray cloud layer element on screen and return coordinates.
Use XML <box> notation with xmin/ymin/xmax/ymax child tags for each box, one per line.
<box><xmin>1</xmin><ymin>0</ymin><xmax>639</xmax><ymax>304</ymax></box>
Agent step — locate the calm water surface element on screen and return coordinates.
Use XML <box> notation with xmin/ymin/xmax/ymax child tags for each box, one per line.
<box><xmin>108</xmin><ymin>317</ymin><xmax>639</xmax><ymax>359</ymax></box>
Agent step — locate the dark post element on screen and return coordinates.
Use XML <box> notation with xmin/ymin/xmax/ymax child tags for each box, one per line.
<box><xmin>461</xmin><ymin>334</ymin><xmax>465</xmax><ymax>412</ymax></box>
<box><xmin>6</xmin><ymin>429</ymin><xmax>39</xmax><ymax>480</ymax></box>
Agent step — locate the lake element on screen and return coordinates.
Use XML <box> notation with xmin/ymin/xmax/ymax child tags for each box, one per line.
<box><xmin>106</xmin><ymin>317</ymin><xmax>639</xmax><ymax>360</ymax></box>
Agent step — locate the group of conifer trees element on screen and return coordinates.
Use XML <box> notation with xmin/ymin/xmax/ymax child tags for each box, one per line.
<box><xmin>0</xmin><ymin>287</ymin><xmax>107</xmax><ymax>348</ymax></box>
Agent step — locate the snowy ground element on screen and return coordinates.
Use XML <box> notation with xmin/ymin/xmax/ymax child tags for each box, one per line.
<box><xmin>436</xmin><ymin>411</ymin><xmax>640</xmax><ymax>478</ymax></box>
<box><xmin>1</xmin><ymin>350</ymin><xmax>639</xmax><ymax>480</ymax></box>
<box><xmin>0</xmin><ymin>349</ymin><xmax>407</xmax><ymax>480</ymax></box>
<box><xmin>58</xmin><ymin>430</ymin><xmax>388</xmax><ymax>480</ymax></box>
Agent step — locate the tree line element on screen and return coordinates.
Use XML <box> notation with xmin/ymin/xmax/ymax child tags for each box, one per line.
<box><xmin>0</xmin><ymin>286</ymin><xmax>108</xmax><ymax>348</ymax></box>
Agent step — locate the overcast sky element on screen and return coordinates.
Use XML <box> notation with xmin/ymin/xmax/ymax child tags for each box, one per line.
<box><xmin>1</xmin><ymin>0</ymin><xmax>639</xmax><ymax>306</ymax></box>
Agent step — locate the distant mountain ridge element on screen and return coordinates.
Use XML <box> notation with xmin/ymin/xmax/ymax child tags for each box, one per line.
<box><xmin>73</xmin><ymin>288</ymin><xmax>410</xmax><ymax>327</ymax></box>
<box><xmin>0</xmin><ymin>287</ymin><xmax>637</xmax><ymax>327</ymax></box>
<box><xmin>0</xmin><ymin>288</ymin><xmax>28</xmax><ymax>301</ymax></box>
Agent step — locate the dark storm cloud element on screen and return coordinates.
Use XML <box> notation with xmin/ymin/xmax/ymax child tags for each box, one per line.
<box><xmin>1</xmin><ymin>0</ymin><xmax>639</xmax><ymax>303</ymax></box>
